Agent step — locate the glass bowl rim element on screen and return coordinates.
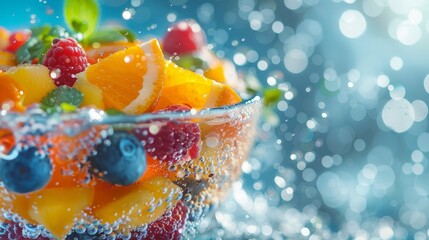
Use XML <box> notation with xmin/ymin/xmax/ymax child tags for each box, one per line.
<box><xmin>0</xmin><ymin>95</ymin><xmax>262</xmax><ymax>127</ymax></box>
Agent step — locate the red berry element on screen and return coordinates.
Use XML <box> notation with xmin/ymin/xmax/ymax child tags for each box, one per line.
<box><xmin>43</xmin><ymin>37</ymin><xmax>88</xmax><ymax>87</ymax></box>
<box><xmin>134</xmin><ymin>201</ymin><xmax>188</xmax><ymax>240</ymax></box>
<box><xmin>5</xmin><ymin>30</ymin><xmax>31</xmax><ymax>52</ymax></box>
<box><xmin>135</xmin><ymin>105</ymin><xmax>201</xmax><ymax>163</ymax></box>
<box><xmin>2</xmin><ymin>221</ymin><xmax>50</xmax><ymax>240</ymax></box>
<box><xmin>163</xmin><ymin>20</ymin><xmax>206</xmax><ymax>56</ymax></box>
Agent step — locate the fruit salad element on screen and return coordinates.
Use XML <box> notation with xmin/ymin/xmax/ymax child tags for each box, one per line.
<box><xmin>0</xmin><ymin>3</ymin><xmax>261</xmax><ymax>240</ymax></box>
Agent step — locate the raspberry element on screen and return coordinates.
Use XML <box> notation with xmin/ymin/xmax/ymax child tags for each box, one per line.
<box><xmin>163</xmin><ymin>20</ymin><xmax>206</xmax><ymax>56</ymax></box>
<box><xmin>135</xmin><ymin>105</ymin><xmax>201</xmax><ymax>163</ymax></box>
<box><xmin>132</xmin><ymin>201</ymin><xmax>188</xmax><ymax>240</ymax></box>
<box><xmin>43</xmin><ymin>38</ymin><xmax>88</xmax><ymax>87</ymax></box>
<box><xmin>2</xmin><ymin>221</ymin><xmax>50</xmax><ymax>240</ymax></box>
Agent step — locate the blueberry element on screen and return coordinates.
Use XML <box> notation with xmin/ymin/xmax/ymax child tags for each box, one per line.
<box><xmin>66</xmin><ymin>231</ymin><xmax>99</xmax><ymax>240</ymax></box>
<box><xmin>89</xmin><ymin>131</ymin><xmax>146</xmax><ymax>186</ymax></box>
<box><xmin>0</xmin><ymin>147</ymin><xmax>52</xmax><ymax>194</ymax></box>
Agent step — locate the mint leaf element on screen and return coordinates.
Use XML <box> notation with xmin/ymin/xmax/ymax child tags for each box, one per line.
<box><xmin>117</xmin><ymin>28</ymin><xmax>136</xmax><ymax>42</ymax></box>
<box><xmin>86</xmin><ymin>28</ymin><xmax>136</xmax><ymax>45</ymax></box>
<box><xmin>16</xmin><ymin>38</ymin><xmax>45</xmax><ymax>64</ymax></box>
<box><xmin>173</xmin><ymin>54</ymin><xmax>207</xmax><ymax>71</ymax></box>
<box><xmin>64</xmin><ymin>0</ymin><xmax>99</xmax><ymax>38</ymax></box>
<box><xmin>16</xmin><ymin>25</ymin><xmax>71</xmax><ymax>64</ymax></box>
<box><xmin>29</xmin><ymin>25</ymin><xmax>51</xmax><ymax>37</ymax></box>
<box><xmin>41</xmin><ymin>86</ymin><xmax>83</xmax><ymax>113</ymax></box>
<box><xmin>105</xmin><ymin>108</ymin><xmax>124</xmax><ymax>116</ymax></box>
<box><xmin>263</xmin><ymin>88</ymin><xmax>282</xmax><ymax>108</ymax></box>
<box><xmin>60</xmin><ymin>103</ymin><xmax>78</xmax><ymax>113</ymax></box>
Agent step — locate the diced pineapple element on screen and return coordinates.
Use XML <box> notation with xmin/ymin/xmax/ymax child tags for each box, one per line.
<box><xmin>94</xmin><ymin>177</ymin><xmax>181</xmax><ymax>230</ymax></box>
<box><xmin>6</xmin><ymin>64</ymin><xmax>56</xmax><ymax>106</ymax></box>
<box><xmin>0</xmin><ymin>189</ymin><xmax>36</xmax><ymax>224</ymax></box>
<box><xmin>74</xmin><ymin>72</ymin><xmax>105</xmax><ymax>109</ymax></box>
<box><xmin>28</xmin><ymin>187</ymin><xmax>94</xmax><ymax>239</ymax></box>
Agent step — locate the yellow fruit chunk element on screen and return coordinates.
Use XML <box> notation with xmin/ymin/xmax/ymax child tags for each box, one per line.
<box><xmin>94</xmin><ymin>177</ymin><xmax>181</xmax><ymax>230</ymax></box>
<box><xmin>82</xmin><ymin>39</ymin><xmax>165</xmax><ymax>114</ymax></box>
<box><xmin>74</xmin><ymin>73</ymin><xmax>105</xmax><ymax>109</ymax></box>
<box><xmin>154</xmin><ymin>61</ymin><xmax>241</xmax><ymax>110</ymax></box>
<box><xmin>0</xmin><ymin>51</ymin><xmax>17</xmax><ymax>68</ymax></box>
<box><xmin>28</xmin><ymin>187</ymin><xmax>94</xmax><ymax>239</ymax></box>
<box><xmin>0</xmin><ymin>27</ymin><xmax>9</xmax><ymax>50</ymax></box>
<box><xmin>0</xmin><ymin>72</ymin><xmax>24</xmax><ymax>111</ymax></box>
<box><xmin>6</xmin><ymin>64</ymin><xmax>56</xmax><ymax>106</ymax></box>
<box><xmin>0</xmin><ymin>190</ymin><xmax>36</xmax><ymax>224</ymax></box>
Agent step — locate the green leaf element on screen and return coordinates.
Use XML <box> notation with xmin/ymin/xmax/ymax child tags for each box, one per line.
<box><xmin>64</xmin><ymin>0</ymin><xmax>99</xmax><ymax>38</ymax></box>
<box><xmin>86</xmin><ymin>28</ymin><xmax>136</xmax><ymax>45</ymax></box>
<box><xmin>47</xmin><ymin>26</ymin><xmax>70</xmax><ymax>39</ymax></box>
<box><xmin>60</xmin><ymin>103</ymin><xmax>78</xmax><ymax>113</ymax></box>
<box><xmin>16</xmin><ymin>25</ymin><xmax>71</xmax><ymax>64</ymax></box>
<box><xmin>105</xmin><ymin>108</ymin><xmax>124</xmax><ymax>116</ymax></box>
<box><xmin>41</xmin><ymin>86</ymin><xmax>83</xmax><ymax>113</ymax></box>
<box><xmin>173</xmin><ymin>54</ymin><xmax>207</xmax><ymax>71</ymax></box>
<box><xmin>16</xmin><ymin>38</ymin><xmax>45</xmax><ymax>64</ymax></box>
<box><xmin>263</xmin><ymin>88</ymin><xmax>282</xmax><ymax>108</ymax></box>
<box><xmin>30</xmin><ymin>25</ymin><xmax>51</xmax><ymax>37</ymax></box>
<box><xmin>117</xmin><ymin>28</ymin><xmax>136</xmax><ymax>42</ymax></box>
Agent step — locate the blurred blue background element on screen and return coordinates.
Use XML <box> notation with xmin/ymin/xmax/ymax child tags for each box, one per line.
<box><xmin>2</xmin><ymin>0</ymin><xmax>429</xmax><ymax>239</ymax></box>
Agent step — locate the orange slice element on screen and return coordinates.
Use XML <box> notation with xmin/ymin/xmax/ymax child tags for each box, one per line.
<box><xmin>0</xmin><ymin>130</ymin><xmax>15</xmax><ymax>154</ymax></box>
<box><xmin>6</xmin><ymin>64</ymin><xmax>56</xmax><ymax>107</ymax></box>
<box><xmin>46</xmin><ymin>126</ymin><xmax>106</xmax><ymax>188</ymax></box>
<box><xmin>85</xmin><ymin>41</ymin><xmax>136</xmax><ymax>64</ymax></box>
<box><xmin>0</xmin><ymin>72</ymin><xmax>23</xmax><ymax>110</ymax></box>
<box><xmin>78</xmin><ymin>39</ymin><xmax>165</xmax><ymax>114</ymax></box>
<box><xmin>154</xmin><ymin>61</ymin><xmax>241</xmax><ymax>110</ymax></box>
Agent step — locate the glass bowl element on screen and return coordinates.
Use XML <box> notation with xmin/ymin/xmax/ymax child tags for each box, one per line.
<box><xmin>0</xmin><ymin>95</ymin><xmax>261</xmax><ymax>239</ymax></box>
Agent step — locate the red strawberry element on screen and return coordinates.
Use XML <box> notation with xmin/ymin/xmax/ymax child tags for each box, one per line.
<box><xmin>134</xmin><ymin>105</ymin><xmax>201</xmax><ymax>163</ymax></box>
<box><xmin>43</xmin><ymin>38</ymin><xmax>88</xmax><ymax>87</ymax></box>
<box><xmin>163</xmin><ymin>20</ymin><xmax>206</xmax><ymax>56</ymax></box>
<box><xmin>5</xmin><ymin>30</ymin><xmax>31</xmax><ymax>52</ymax></box>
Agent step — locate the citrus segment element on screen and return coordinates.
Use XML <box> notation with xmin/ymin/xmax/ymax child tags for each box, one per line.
<box><xmin>46</xmin><ymin>126</ymin><xmax>105</xmax><ymax>188</ymax></box>
<box><xmin>204</xmin><ymin>62</ymin><xmax>227</xmax><ymax>83</ymax></box>
<box><xmin>6</xmin><ymin>64</ymin><xmax>56</xmax><ymax>106</ymax></box>
<box><xmin>154</xmin><ymin>61</ymin><xmax>241</xmax><ymax>110</ymax></box>
<box><xmin>0</xmin><ymin>73</ymin><xmax>23</xmax><ymax>110</ymax></box>
<box><xmin>137</xmin><ymin>154</ymin><xmax>177</xmax><ymax>182</ymax></box>
<box><xmin>84</xmin><ymin>39</ymin><xmax>165</xmax><ymax>114</ymax></box>
<box><xmin>207</xmin><ymin>81</ymin><xmax>241</xmax><ymax>108</ymax></box>
<box><xmin>28</xmin><ymin>187</ymin><xmax>94</xmax><ymax>239</ymax></box>
<box><xmin>85</xmin><ymin>41</ymin><xmax>136</xmax><ymax>64</ymax></box>
<box><xmin>0</xmin><ymin>130</ymin><xmax>14</xmax><ymax>154</ymax></box>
